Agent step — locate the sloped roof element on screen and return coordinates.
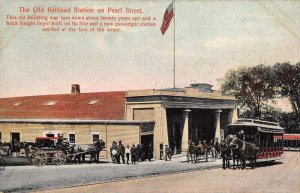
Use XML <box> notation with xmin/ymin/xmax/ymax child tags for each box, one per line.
<box><xmin>0</xmin><ymin>91</ymin><xmax>126</xmax><ymax>120</ymax></box>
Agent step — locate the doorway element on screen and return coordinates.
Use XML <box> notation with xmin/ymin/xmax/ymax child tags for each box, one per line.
<box><xmin>141</xmin><ymin>134</ymin><xmax>153</xmax><ymax>159</ymax></box>
<box><xmin>141</xmin><ymin>134</ymin><xmax>153</xmax><ymax>147</ymax></box>
<box><xmin>10</xmin><ymin>132</ymin><xmax>20</xmax><ymax>152</ymax></box>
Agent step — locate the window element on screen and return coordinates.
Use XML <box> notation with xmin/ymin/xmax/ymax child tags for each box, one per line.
<box><xmin>92</xmin><ymin>134</ymin><xmax>100</xmax><ymax>142</ymax></box>
<box><xmin>69</xmin><ymin>133</ymin><xmax>76</xmax><ymax>144</ymax></box>
<box><xmin>14</xmin><ymin>102</ymin><xmax>21</xmax><ymax>106</ymax></box>
<box><xmin>88</xmin><ymin>99</ymin><xmax>99</xmax><ymax>105</ymax></box>
<box><xmin>0</xmin><ymin>132</ymin><xmax>2</xmax><ymax>142</ymax></box>
<box><xmin>44</xmin><ymin>100</ymin><xmax>57</xmax><ymax>106</ymax></box>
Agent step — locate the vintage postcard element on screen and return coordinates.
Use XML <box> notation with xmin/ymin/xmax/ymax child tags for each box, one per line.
<box><xmin>0</xmin><ymin>0</ymin><xmax>299</xmax><ymax>193</ymax></box>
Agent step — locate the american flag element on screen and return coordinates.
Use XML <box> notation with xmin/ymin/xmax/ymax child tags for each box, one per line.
<box><xmin>160</xmin><ymin>2</ymin><xmax>174</xmax><ymax>35</ymax></box>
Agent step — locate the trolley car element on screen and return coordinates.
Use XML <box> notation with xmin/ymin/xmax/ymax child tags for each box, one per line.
<box><xmin>227</xmin><ymin>118</ymin><xmax>285</xmax><ymax>162</ymax></box>
<box><xmin>274</xmin><ymin>134</ymin><xmax>300</xmax><ymax>151</ymax></box>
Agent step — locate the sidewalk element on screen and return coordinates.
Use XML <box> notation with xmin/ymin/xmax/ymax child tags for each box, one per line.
<box><xmin>1</xmin><ymin>153</ymin><xmax>223</xmax><ymax>193</ymax></box>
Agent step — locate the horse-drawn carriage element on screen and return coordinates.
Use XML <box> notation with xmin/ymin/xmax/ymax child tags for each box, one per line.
<box><xmin>187</xmin><ymin>141</ymin><xmax>219</xmax><ymax>163</ymax></box>
<box><xmin>223</xmin><ymin>118</ymin><xmax>285</xmax><ymax>169</ymax></box>
<box><xmin>28</xmin><ymin>136</ymin><xmax>105</xmax><ymax>166</ymax></box>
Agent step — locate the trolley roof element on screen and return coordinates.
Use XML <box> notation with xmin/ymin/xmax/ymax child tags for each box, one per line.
<box><xmin>228</xmin><ymin>118</ymin><xmax>284</xmax><ymax>134</ymax></box>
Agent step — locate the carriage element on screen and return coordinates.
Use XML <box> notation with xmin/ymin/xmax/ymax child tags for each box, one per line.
<box><xmin>28</xmin><ymin>137</ymin><xmax>68</xmax><ymax>165</ymax></box>
<box><xmin>29</xmin><ymin>136</ymin><xmax>105</xmax><ymax>165</ymax></box>
<box><xmin>187</xmin><ymin>142</ymin><xmax>218</xmax><ymax>163</ymax></box>
<box><xmin>227</xmin><ymin>118</ymin><xmax>285</xmax><ymax>164</ymax></box>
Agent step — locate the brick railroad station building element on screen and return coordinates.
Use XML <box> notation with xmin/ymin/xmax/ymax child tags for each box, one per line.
<box><xmin>0</xmin><ymin>83</ymin><xmax>237</xmax><ymax>159</ymax></box>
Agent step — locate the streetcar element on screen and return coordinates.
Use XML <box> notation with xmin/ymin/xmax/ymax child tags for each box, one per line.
<box><xmin>227</xmin><ymin>118</ymin><xmax>285</xmax><ymax>162</ymax></box>
<box><xmin>274</xmin><ymin>134</ymin><xmax>300</xmax><ymax>151</ymax></box>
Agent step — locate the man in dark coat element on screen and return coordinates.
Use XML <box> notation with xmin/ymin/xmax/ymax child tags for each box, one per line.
<box><xmin>57</xmin><ymin>135</ymin><xmax>63</xmax><ymax>146</ymax></box>
<box><xmin>136</xmin><ymin>144</ymin><xmax>141</xmax><ymax>162</ymax></box>
<box><xmin>131</xmin><ymin>144</ymin><xmax>136</xmax><ymax>164</ymax></box>
<box><xmin>118</xmin><ymin>140</ymin><xmax>125</xmax><ymax>164</ymax></box>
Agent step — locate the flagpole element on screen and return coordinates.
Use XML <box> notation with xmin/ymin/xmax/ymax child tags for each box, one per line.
<box><xmin>173</xmin><ymin>0</ymin><xmax>176</xmax><ymax>88</ymax></box>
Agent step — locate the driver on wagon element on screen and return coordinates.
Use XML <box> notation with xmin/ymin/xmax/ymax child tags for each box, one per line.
<box><xmin>57</xmin><ymin>135</ymin><xmax>63</xmax><ymax>146</ymax></box>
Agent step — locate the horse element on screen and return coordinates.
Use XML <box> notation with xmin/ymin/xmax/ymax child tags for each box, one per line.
<box><xmin>187</xmin><ymin>144</ymin><xmax>198</xmax><ymax>163</ymax></box>
<box><xmin>187</xmin><ymin>143</ymin><xmax>207</xmax><ymax>163</ymax></box>
<box><xmin>89</xmin><ymin>139</ymin><xmax>105</xmax><ymax>163</ymax></box>
<box><xmin>63</xmin><ymin>140</ymin><xmax>105</xmax><ymax>164</ymax></box>
<box><xmin>229</xmin><ymin>136</ymin><xmax>258</xmax><ymax>169</ymax></box>
<box><xmin>62</xmin><ymin>144</ymin><xmax>87</xmax><ymax>164</ymax></box>
<box><xmin>67</xmin><ymin>145</ymin><xmax>85</xmax><ymax>164</ymax></box>
<box><xmin>229</xmin><ymin>143</ymin><xmax>242</xmax><ymax>169</ymax></box>
<box><xmin>244</xmin><ymin>142</ymin><xmax>258</xmax><ymax>169</ymax></box>
<box><xmin>220</xmin><ymin>139</ymin><xmax>232</xmax><ymax>169</ymax></box>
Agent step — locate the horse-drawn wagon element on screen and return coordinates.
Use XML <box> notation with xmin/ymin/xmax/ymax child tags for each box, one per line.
<box><xmin>29</xmin><ymin>136</ymin><xmax>105</xmax><ymax>166</ymax></box>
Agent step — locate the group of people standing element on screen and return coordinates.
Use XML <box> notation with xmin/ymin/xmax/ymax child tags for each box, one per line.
<box><xmin>110</xmin><ymin>141</ymin><xmax>153</xmax><ymax>164</ymax></box>
<box><xmin>0</xmin><ymin>139</ymin><xmax>22</xmax><ymax>157</ymax></box>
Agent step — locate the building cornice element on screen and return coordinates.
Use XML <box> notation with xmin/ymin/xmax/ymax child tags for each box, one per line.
<box><xmin>0</xmin><ymin>118</ymin><xmax>154</xmax><ymax>125</ymax></box>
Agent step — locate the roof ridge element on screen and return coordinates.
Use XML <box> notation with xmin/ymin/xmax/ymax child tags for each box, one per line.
<box><xmin>0</xmin><ymin>90</ymin><xmax>126</xmax><ymax>100</ymax></box>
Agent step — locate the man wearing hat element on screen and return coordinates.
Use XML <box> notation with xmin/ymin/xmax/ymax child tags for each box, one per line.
<box><xmin>131</xmin><ymin>144</ymin><xmax>137</xmax><ymax>164</ymax></box>
<box><xmin>164</xmin><ymin>144</ymin><xmax>172</xmax><ymax>161</ymax></box>
<box><xmin>118</xmin><ymin>140</ymin><xmax>125</xmax><ymax>164</ymax></box>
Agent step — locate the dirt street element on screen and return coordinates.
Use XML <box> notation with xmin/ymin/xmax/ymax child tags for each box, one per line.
<box><xmin>0</xmin><ymin>156</ymin><xmax>221</xmax><ymax>192</ymax></box>
<box><xmin>35</xmin><ymin>152</ymin><xmax>300</xmax><ymax>193</ymax></box>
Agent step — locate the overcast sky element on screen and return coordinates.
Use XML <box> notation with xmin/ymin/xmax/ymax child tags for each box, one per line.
<box><xmin>0</xmin><ymin>0</ymin><xmax>300</xmax><ymax>98</ymax></box>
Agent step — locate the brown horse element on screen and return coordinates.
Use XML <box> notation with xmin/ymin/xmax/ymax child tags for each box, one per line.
<box><xmin>229</xmin><ymin>136</ymin><xmax>257</xmax><ymax>169</ymax></box>
<box><xmin>187</xmin><ymin>144</ymin><xmax>198</xmax><ymax>163</ymax></box>
<box><xmin>89</xmin><ymin>139</ymin><xmax>106</xmax><ymax>163</ymax></box>
<box><xmin>187</xmin><ymin>144</ymin><xmax>207</xmax><ymax>163</ymax></box>
<box><xmin>220</xmin><ymin>138</ymin><xmax>232</xmax><ymax>169</ymax></box>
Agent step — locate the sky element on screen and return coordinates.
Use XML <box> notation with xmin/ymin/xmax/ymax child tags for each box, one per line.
<box><xmin>0</xmin><ymin>0</ymin><xmax>300</xmax><ymax>99</ymax></box>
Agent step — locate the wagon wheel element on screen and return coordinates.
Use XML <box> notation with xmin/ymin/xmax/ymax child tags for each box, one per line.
<box><xmin>52</xmin><ymin>151</ymin><xmax>67</xmax><ymax>165</ymax></box>
<box><xmin>31</xmin><ymin>150</ymin><xmax>47</xmax><ymax>166</ymax></box>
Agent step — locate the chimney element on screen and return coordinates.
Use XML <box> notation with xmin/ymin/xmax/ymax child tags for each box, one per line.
<box><xmin>71</xmin><ymin>84</ymin><xmax>80</xmax><ymax>95</ymax></box>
